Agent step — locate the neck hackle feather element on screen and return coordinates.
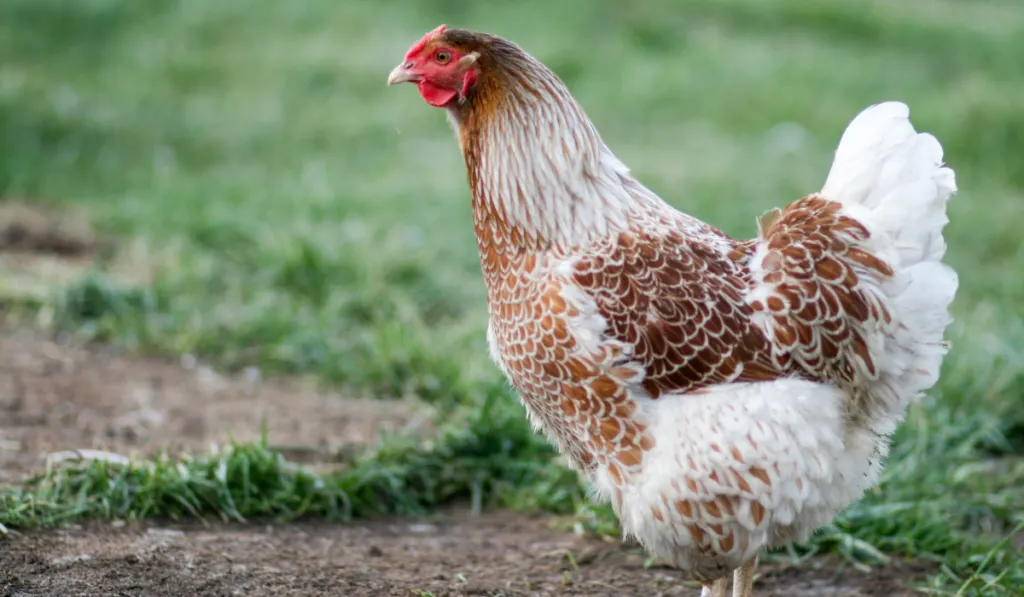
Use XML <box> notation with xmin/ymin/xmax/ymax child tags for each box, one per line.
<box><xmin>447</xmin><ymin>33</ymin><xmax>658</xmax><ymax>254</ymax></box>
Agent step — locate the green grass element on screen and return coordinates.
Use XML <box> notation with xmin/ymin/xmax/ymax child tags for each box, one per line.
<box><xmin>0</xmin><ymin>396</ymin><xmax>581</xmax><ymax>528</ymax></box>
<box><xmin>1</xmin><ymin>0</ymin><xmax>1023</xmax><ymax>594</ymax></box>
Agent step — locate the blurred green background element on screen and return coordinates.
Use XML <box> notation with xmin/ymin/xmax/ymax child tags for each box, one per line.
<box><xmin>2</xmin><ymin>0</ymin><xmax>1022</xmax><ymax>402</ymax></box>
<box><xmin>1</xmin><ymin>0</ymin><xmax>1022</xmax><ymax>593</ymax></box>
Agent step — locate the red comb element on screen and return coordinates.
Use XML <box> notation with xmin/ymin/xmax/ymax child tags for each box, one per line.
<box><xmin>405</xmin><ymin>24</ymin><xmax>447</xmax><ymax>60</ymax></box>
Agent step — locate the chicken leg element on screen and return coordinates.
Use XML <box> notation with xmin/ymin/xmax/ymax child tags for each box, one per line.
<box><xmin>700</xmin><ymin>579</ymin><xmax>727</xmax><ymax>597</ymax></box>
<box><xmin>732</xmin><ymin>559</ymin><xmax>756</xmax><ymax>597</ymax></box>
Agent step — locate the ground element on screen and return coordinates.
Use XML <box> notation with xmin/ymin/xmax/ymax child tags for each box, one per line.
<box><xmin>2</xmin><ymin>514</ymin><xmax>928</xmax><ymax>597</ymax></box>
<box><xmin>0</xmin><ymin>326</ymin><xmax>429</xmax><ymax>481</ymax></box>
<box><xmin>0</xmin><ymin>327</ymin><xmax>925</xmax><ymax>596</ymax></box>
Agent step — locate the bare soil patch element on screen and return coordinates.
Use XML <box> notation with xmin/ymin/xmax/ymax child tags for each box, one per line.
<box><xmin>0</xmin><ymin>327</ymin><xmax>429</xmax><ymax>482</ymax></box>
<box><xmin>0</xmin><ymin>512</ymin><xmax>928</xmax><ymax>597</ymax></box>
<box><xmin>0</xmin><ymin>200</ymin><xmax>101</xmax><ymax>302</ymax></box>
<box><xmin>0</xmin><ymin>201</ymin><xmax>99</xmax><ymax>256</ymax></box>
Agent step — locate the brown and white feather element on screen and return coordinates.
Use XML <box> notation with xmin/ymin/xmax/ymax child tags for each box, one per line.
<box><xmin>408</xmin><ymin>28</ymin><xmax>957</xmax><ymax>585</ymax></box>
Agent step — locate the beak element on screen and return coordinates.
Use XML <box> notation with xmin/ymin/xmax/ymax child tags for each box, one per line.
<box><xmin>387</xmin><ymin>62</ymin><xmax>419</xmax><ymax>86</ymax></box>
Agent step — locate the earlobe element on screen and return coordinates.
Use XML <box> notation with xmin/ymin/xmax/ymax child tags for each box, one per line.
<box><xmin>457</xmin><ymin>52</ymin><xmax>480</xmax><ymax>69</ymax></box>
<box><xmin>457</xmin><ymin>52</ymin><xmax>480</xmax><ymax>98</ymax></box>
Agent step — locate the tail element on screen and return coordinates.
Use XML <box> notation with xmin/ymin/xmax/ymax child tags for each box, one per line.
<box><xmin>821</xmin><ymin>101</ymin><xmax>958</xmax><ymax>421</ymax></box>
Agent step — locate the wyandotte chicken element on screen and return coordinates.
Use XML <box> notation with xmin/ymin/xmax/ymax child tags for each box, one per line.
<box><xmin>388</xmin><ymin>25</ymin><xmax>957</xmax><ymax>597</ymax></box>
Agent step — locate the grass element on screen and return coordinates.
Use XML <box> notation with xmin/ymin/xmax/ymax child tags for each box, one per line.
<box><xmin>0</xmin><ymin>396</ymin><xmax>581</xmax><ymax>528</ymax></box>
<box><xmin>1</xmin><ymin>0</ymin><xmax>1023</xmax><ymax>594</ymax></box>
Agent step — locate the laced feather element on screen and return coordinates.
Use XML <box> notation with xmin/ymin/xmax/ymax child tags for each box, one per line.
<box><xmin>426</xmin><ymin>29</ymin><xmax>957</xmax><ymax>585</ymax></box>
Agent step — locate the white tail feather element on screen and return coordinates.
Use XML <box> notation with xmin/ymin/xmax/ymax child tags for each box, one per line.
<box><xmin>822</xmin><ymin>101</ymin><xmax>958</xmax><ymax>415</ymax></box>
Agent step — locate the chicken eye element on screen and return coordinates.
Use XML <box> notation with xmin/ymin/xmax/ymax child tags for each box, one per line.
<box><xmin>435</xmin><ymin>51</ymin><xmax>451</xmax><ymax>64</ymax></box>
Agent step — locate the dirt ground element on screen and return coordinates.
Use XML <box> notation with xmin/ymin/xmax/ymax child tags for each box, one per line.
<box><xmin>0</xmin><ymin>327</ymin><xmax>431</xmax><ymax>482</ymax></box>
<box><xmin>1</xmin><ymin>513</ymin><xmax>930</xmax><ymax>597</ymax></box>
<box><xmin>0</xmin><ymin>310</ymin><xmax>932</xmax><ymax>597</ymax></box>
<box><xmin>0</xmin><ymin>203</ymin><xmax>929</xmax><ymax>596</ymax></box>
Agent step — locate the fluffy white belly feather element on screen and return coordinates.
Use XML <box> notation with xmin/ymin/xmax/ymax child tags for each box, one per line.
<box><xmin>592</xmin><ymin>379</ymin><xmax>886</xmax><ymax>580</ymax></box>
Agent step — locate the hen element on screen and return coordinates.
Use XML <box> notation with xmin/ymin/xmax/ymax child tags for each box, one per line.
<box><xmin>388</xmin><ymin>25</ymin><xmax>957</xmax><ymax>597</ymax></box>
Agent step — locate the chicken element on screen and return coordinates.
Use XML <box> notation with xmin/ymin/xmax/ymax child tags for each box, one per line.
<box><xmin>388</xmin><ymin>25</ymin><xmax>957</xmax><ymax>597</ymax></box>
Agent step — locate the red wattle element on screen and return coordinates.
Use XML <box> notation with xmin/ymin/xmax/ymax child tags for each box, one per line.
<box><xmin>418</xmin><ymin>80</ymin><xmax>457</xmax><ymax>107</ymax></box>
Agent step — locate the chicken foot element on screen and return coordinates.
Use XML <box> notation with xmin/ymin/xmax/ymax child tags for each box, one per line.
<box><xmin>732</xmin><ymin>558</ymin><xmax>756</xmax><ymax>597</ymax></box>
